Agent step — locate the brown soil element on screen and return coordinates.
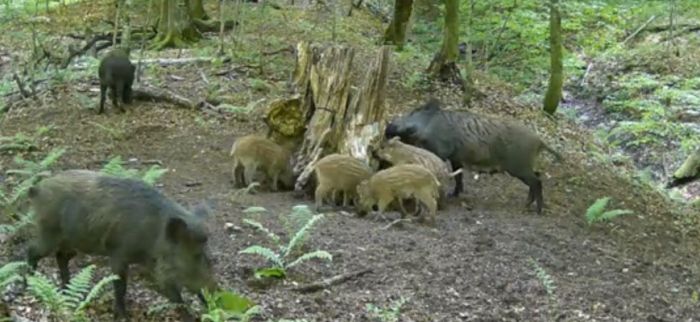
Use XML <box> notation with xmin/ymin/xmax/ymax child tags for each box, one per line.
<box><xmin>2</xmin><ymin>92</ymin><xmax>700</xmax><ymax>322</ymax></box>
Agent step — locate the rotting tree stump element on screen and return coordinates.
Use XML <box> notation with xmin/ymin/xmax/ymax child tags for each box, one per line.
<box><xmin>264</xmin><ymin>41</ymin><xmax>391</xmax><ymax>193</ymax></box>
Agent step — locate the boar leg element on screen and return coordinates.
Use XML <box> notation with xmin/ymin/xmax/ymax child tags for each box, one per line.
<box><xmin>98</xmin><ymin>84</ymin><xmax>108</xmax><ymax>114</ymax></box>
<box><xmin>510</xmin><ymin>171</ymin><xmax>544</xmax><ymax>215</ymax></box>
<box><xmin>341</xmin><ymin>190</ymin><xmax>350</xmax><ymax>208</ymax></box>
<box><xmin>55</xmin><ymin>249</ymin><xmax>78</xmax><ymax>289</ymax></box>
<box><xmin>270</xmin><ymin>172</ymin><xmax>280</xmax><ymax>192</ymax></box>
<box><xmin>109</xmin><ymin>260</ymin><xmax>131</xmax><ymax>320</ymax></box>
<box><xmin>161</xmin><ymin>284</ymin><xmax>196</xmax><ymax>322</ymax></box>
<box><xmin>415</xmin><ymin>190</ymin><xmax>438</xmax><ymax>227</ymax></box>
<box><xmin>449</xmin><ymin>160</ymin><xmax>464</xmax><ymax>197</ymax></box>
<box><xmin>314</xmin><ymin>184</ymin><xmax>330</xmax><ymax>211</ymax></box>
<box><xmin>243</xmin><ymin>165</ymin><xmax>258</xmax><ymax>189</ymax></box>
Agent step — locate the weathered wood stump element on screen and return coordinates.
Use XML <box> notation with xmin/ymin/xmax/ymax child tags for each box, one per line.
<box><xmin>264</xmin><ymin>41</ymin><xmax>391</xmax><ymax>194</ymax></box>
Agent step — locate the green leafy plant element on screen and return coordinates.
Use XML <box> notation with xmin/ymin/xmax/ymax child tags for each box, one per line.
<box><xmin>2</xmin><ymin>148</ymin><xmax>65</xmax><ymax>221</ymax></box>
<box><xmin>200</xmin><ymin>290</ymin><xmax>262</xmax><ymax>322</ymax></box>
<box><xmin>366</xmin><ymin>296</ymin><xmax>409</xmax><ymax>322</ymax></box>
<box><xmin>529</xmin><ymin>258</ymin><xmax>556</xmax><ymax>298</ymax></box>
<box><xmin>239</xmin><ymin>205</ymin><xmax>332</xmax><ymax>279</ymax></box>
<box><xmin>586</xmin><ymin>197</ymin><xmax>634</xmax><ymax>225</ymax></box>
<box><xmin>100</xmin><ymin>156</ymin><xmax>169</xmax><ymax>186</ymax></box>
<box><xmin>0</xmin><ymin>261</ymin><xmax>26</xmax><ymax>288</ymax></box>
<box><xmin>25</xmin><ymin>264</ymin><xmax>119</xmax><ymax>322</ymax></box>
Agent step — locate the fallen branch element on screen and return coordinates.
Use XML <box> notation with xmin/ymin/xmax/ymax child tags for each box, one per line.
<box><xmin>289</xmin><ymin>268</ymin><xmax>372</xmax><ymax>293</ymax></box>
<box><xmin>380</xmin><ymin>218</ymin><xmax>411</xmax><ymax>230</ymax></box>
<box><xmin>622</xmin><ymin>15</ymin><xmax>657</xmax><ymax>45</ymax></box>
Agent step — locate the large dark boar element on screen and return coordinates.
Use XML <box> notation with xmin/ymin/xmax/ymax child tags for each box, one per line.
<box><xmin>386</xmin><ymin>98</ymin><xmax>563</xmax><ymax>214</ymax></box>
<box><xmin>98</xmin><ymin>48</ymin><xmax>136</xmax><ymax>114</ymax></box>
<box><xmin>25</xmin><ymin>170</ymin><xmax>218</xmax><ymax>322</ymax></box>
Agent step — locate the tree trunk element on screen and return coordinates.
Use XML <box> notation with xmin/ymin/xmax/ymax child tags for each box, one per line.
<box><xmin>543</xmin><ymin>0</ymin><xmax>563</xmax><ymax>115</ymax></box>
<box><xmin>426</xmin><ymin>0</ymin><xmax>462</xmax><ymax>86</ymax></box>
<box><xmin>383</xmin><ymin>0</ymin><xmax>414</xmax><ymax>50</ymax></box>
<box><xmin>189</xmin><ymin>0</ymin><xmax>209</xmax><ymax>20</ymax></box>
<box><xmin>461</xmin><ymin>0</ymin><xmax>475</xmax><ymax>107</ymax></box>
<box><xmin>153</xmin><ymin>0</ymin><xmax>201</xmax><ymax>50</ymax></box>
<box><xmin>264</xmin><ymin>42</ymin><xmax>390</xmax><ymax>193</ymax></box>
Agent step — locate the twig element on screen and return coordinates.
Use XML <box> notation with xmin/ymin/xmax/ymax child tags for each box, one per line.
<box><xmin>289</xmin><ymin>268</ymin><xmax>373</xmax><ymax>293</ymax></box>
<box><xmin>622</xmin><ymin>15</ymin><xmax>657</xmax><ymax>45</ymax></box>
<box><xmin>380</xmin><ymin>218</ymin><xmax>411</xmax><ymax>230</ymax></box>
<box><xmin>579</xmin><ymin>62</ymin><xmax>593</xmax><ymax>87</ymax></box>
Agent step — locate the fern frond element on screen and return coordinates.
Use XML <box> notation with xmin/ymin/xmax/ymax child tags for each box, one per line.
<box><xmin>39</xmin><ymin>148</ymin><xmax>66</xmax><ymax>168</ymax></box>
<box><xmin>100</xmin><ymin>156</ymin><xmax>127</xmax><ymax>177</ymax></box>
<box><xmin>63</xmin><ymin>265</ymin><xmax>98</xmax><ymax>308</ymax></box>
<box><xmin>0</xmin><ymin>262</ymin><xmax>26</xmax><ymax>288</ymax></box>
<box><xmin>140</xmin><ymin>166</ymin><xmax>169</xmax><ymax>186</ymax></box>
<box><xmin>26</xmin><ymin>273</ymin><xmax>66</xmax><ymax>315</ymax></box>
<box><xmin>529</xmin><ymin>258</ymin><xmax>556</xmax><ymax>296</ymax></box>
<box><xmin>285</xmin><ymin>250</ymin><xmax>333</xmax><ymax>269</ymax></box>
<box><xmin>599</xmin><ymin>209</ymin><xmax>634</xmax><ymax>221</ymax></box>
<box><xmin>242</xmin><ymin>219</ymin><xmax>280</xmax><ymax>244</ymax></box>
<box><xmin>239</xmin><ymin>245</ymin><xmax>283</xmax><ymax>268</ymax></box>
<box><xmin>283</xmin><ymin>214</ymin><xmax>323</xmax><ymax>260</ymax></box>
<box><xmin>8</xmin><ymin>176</ymin><xmax>37</xmax><ymax>204</ymax></box>
<box><xmin>75</xmin><ymin>273</ymin><xmax>119</xmax><ymax>312</ymax></box>
<box><xmin>586</xmin><ymin>197</ymin><xmax>610</xmax><ymax>218</ymax></box>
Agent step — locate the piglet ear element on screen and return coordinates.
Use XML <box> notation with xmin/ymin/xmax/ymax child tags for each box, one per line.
<box><xmin>165</xmin><ymin>217</ymin><xmax>189</xmax><ymax>243</ymax></box>
<box><xmin>389</xmin><ymin>136</ymin><xmax>401</xmax><ymax>143</ymax></box>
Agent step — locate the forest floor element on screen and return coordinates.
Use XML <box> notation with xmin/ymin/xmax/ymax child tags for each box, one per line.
<box><xmin>1</xmin><ymin>1</ymin><xmax>700</xmax><ymax>322</ymax></box>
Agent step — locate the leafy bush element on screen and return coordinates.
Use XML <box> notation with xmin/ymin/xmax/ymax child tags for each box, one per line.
<box><xmin>239</xmin><ymin>205</ymin><xmax>332</xmax><ymax>279</ymax></box>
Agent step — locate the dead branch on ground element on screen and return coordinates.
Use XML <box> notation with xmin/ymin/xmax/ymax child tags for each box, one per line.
<box><xmin>289</xmin><ymin>268</ymin><xmax>372</xmax><ymax>293</ymax></box>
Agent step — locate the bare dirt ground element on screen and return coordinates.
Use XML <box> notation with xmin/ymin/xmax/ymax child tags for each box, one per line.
<box><xmin>2</xmin><ymin>89</ymin><xmax>700</xmax><ymax>321</ymax></box>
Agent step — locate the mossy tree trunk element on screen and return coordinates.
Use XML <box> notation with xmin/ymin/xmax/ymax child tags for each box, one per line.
<box><xmin>383</xmin><ymin>0</ymin><xmax>414</xmax><ymax>50</ymax></box>
<box><xmin>543</xmin><ymin>0</ymin><xmax>563</xmax><ymax>115</ymax></box>
<box><xmin>189</xmin><ymin>0</ymin><xmax>209</xmax><ymax>20</ymax></box>
<box><xmin>153</xmin><ymin>0</ymin><xmax>202</xmax><ymax>50</ymax></box>
<box><xmin>426</xmin><ymin>0</ymin><xmax>463</xmax><ymax>86</ymax></box>
<box><xmin>461</xmin><ymin>0</ymin><xmax>475</xmax><ymax>107</ymax></box>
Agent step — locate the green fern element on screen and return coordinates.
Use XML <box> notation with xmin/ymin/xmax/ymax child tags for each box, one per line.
<box><xmin>239</xmin><ymin>245</ymin><xmax>284</xmax><ymax>268</ymax></box>
<box><xmin>0</xmin><ymin>261</ymin><xmax>26</xmax><ymax>288</ymax></box>
<box><xmin>366</xmin><ymin>296</ymin><xmax>409</xmax><ymax>322</ymax></box>
<box><xmin>25</xmin><ymin>264</ymin><xmax>119</xmax><ymax>321</ymax></box>
<box><xmin>239</xmin><ymin>206</ymin><xmax>332</xmax><ymax>279</ymax></box>
<box><xmin>529</xmin><ymin>258</ymin><xmax>556</xmax><ymax>297</ymax></box>
<box><xmin>586</xmin><ymin>197</ymin><xmax>634</xmax><ymax>225</ymax></box>
<box><xmin>100</xmin><ymin>156</ymin><xmax>168</xmax><ymax>186</ymax></box>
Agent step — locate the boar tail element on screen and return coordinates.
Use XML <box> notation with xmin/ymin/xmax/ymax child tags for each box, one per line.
<box><xmin>541</xmin><ymin>143</ymin><xmax>563</xmax><ymax>162</ymax></box>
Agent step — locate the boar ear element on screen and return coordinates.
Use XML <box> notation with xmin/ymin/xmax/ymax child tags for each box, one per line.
<box><xmin>192</xmin><ymin>204</ymin><xmax>210</xmax><ymax>218</ymax></box>
<box><xmin>165</xmin><ymin>217</ymin><xmax>190</xmax><ymax>243</ymax></box>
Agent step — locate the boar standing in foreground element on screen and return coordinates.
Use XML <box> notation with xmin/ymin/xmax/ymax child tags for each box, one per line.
<box><xmin>666</xmin><ymin>147</ymin><xmax>700</xmax><ymax>189</ymax></box>
<box><xmin>230</xmin><ymin>134</ymin><xmax>295</xmax><ymax>192</ymax></box>
<box><xmin>356</xmin><ymin>164</ymin><xmax>441</xmax><ymax>226</ymax></box>
<box><xmin>312</xmin><ymin>153</ymin><xmax>373</xmax><ymax>211</ymax></box>
<box><xmin>25</xmin><ymin>170</ymin><xmax>218</xmax><ymax>322</ymax></box>
<box><xmin>375</xmin><ymin>136</ymin><xmax>463</xmax><ymax>210</ymax></box>
<box><xmin>385</xmin><ymin>98</ymin><xmax>563</xmax><ymax>215</ymax></box>
<box><xmin>98</xmin><ymin>48</ymin><xmax>136</xmax><ymax>114</ymax></box>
